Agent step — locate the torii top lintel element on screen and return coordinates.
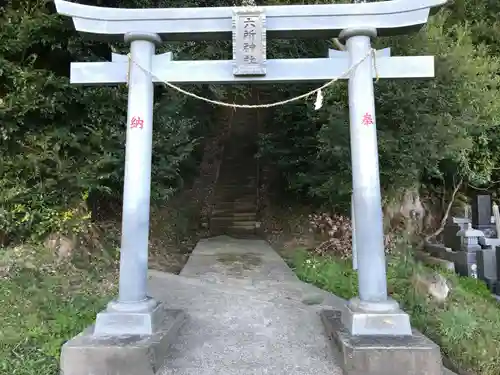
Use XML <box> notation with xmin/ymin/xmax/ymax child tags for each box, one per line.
<box><xmin>54</xmin><ymin>0</ymin><xmax>446</xmax><ymax>41</ymax></box>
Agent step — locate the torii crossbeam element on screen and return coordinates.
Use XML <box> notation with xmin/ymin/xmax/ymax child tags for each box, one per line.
<box><xmin>71</xmin><ymin>51</ymin><xmax>434</xmax><ymax>85</ymax></box>
<box><xmin>56</xmin><ymin>0</ymin><xmax>443</xmax><ymax>40</ymax></box>
<box><xmin>55</xmin><ymin>1</ymin><xmax>448</xmax><ymax>375</ymax></box>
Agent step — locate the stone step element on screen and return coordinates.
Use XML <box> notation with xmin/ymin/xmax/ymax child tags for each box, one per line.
<box><xmin>215</xmin><ymin>227</ymin><xmax>257</xmax><ymax>235</ymax></box>
<box><xmin>214</xmin><ymin>195</ymin><xmax>256</xmax><ymax>200</ymax></box>
<box><xmin>213</xmin><ymin>197</ymin><xmax>257</xmax><ymax>205</ymax></box>
<box><xmin>216</xmin><ymin>194</ymin><xmax>256</xmax><ymax>200</ymax></box>
<box><xmin>215</xmin><ymin>186</ymin><xmax>256</xmax><ymax>192</ymax></box>
<box><xmin>214</xmin><ymin>197</ymin><xmax>256</xmax><ymax>203</ymax></box>
<box><xmin>214</xmin><ymin>200</ymin><xmax>256</xmax><ymax>207</ymax></box>
<box><xmin>220</xmin><ymin>163</ymin><xmax>256</xmax><ymax>167</ymax></box>
<box><xmin>219</xmin><ymin>165</ymin><xmax>256</xmax><ymax>168</ymax></box>
<box><xmin>216</xmin><ymin>183</ymin><xmax>256</xmax><ymax>189</ymax></box>
<box><xmin>219</xmin><ymin>166</ymin><xmax>257</xmax><ymax>171</ymax></box>
<box><xmin>211</xmin><ymin>209</ymin><xmax>258</xmax><ymax>217</ymax></box>
<box><xmin>213</xmin><ymin>201</ymin><xmax>257</xmax><ymax>208</ymax></box>
<box><xmin>214</xmin><ymin>190</ymin><xmax>256</xmax><ymax>198</ymax></box>
<box><xmin>210</xmin><ymin>225</ymin><xmax>257</xmax><ymax>232</ymax></box>
<box><xmin>214</xmin><ymin>198</ymin><xmax>256</xmax><ymax>203</ymax></box>
<box><xmin>210</xmin><ymin>131</ymin><xmax>260</xmax><ymax>235</ymax></box>
<box><xmin>212</xmin><ymin>201</ymin><xmax>256</xmax><ymax>208</ymax></box>
<box><xmin>215</xmin><ymin>185</ymin><xmax>255</xmax><ymax>189</ymax></box>
<box><xmin>210</xmin><ymin>217</ymin><xmax>257</xmax><ymax>228</ymax></box>
<box><xmin>211</xmin><ymin>218</ymin><xmax>256</xmax><ymax>225</ymax></box>
<box><xmin>211</xmin><ymin>213</ymin><xmax>257</xmax><ymax>221</ymax></box>
<box><xmin>230</xmin><ymin>225</ymin><xmax>257</xmax><ymax>231</ymax></box>
<box><xmin>223</xmin><ymin>148</ymin><xmax>257</xmax><ymax>153</ymax></box>
<box><xmin>217</xmin><ymin>176</ymin><xmax>257</xmax><ymax>183</ymax></box>
<box><xmin>210</xmin><ymin>222</ymin><xmax>257</xmax><ymax>229</ymax></box>
<box><xmin>210</xmin><ymin>216</ymin><xmax>256</xmax><ymax>223</ymax></box>
<box><xmin>210</xmin><ymin>219</ymin><xmax>256</xmax><ymax>228</ymax></box>
<box><xmin>220</xmin><ymin>156</ymin><xmax>256</xmax><ymax>160</ymax></box>
<box><xmin>212</xmin><ymin>205</ymin><xmax>257</xmax><ymax>213</ymax></box>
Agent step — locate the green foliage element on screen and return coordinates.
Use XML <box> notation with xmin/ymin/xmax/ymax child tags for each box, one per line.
<box><xmin>0</xmin><ymin>246</ymin><xmax>115</xmax><ymax>375</ymax></box>
<box><xmin>293</xmin><ymin>248</ymin><xmax>500</xmax><ymax>375</ymax></box>
<box><xmin>0</xmin><ymin>0</ymin><xmax>203</xmax><ymax>243</ymax></box>
<box><xmin>292</xmin><ymin>250</ymin><xmax>358</xmax><ymax>299</ymax></box>
<box><xmin>258</xmin><ymin>1</ymin><xmax>500</xmax><ymax>208</ymax></box>
<box><xmin>1</xmin><ymin>0</ymin><xmax>499</xmax><ymax>237</ymax></box>
<box><xmin>456</xmin><ymin>275</ymin><xmax>494</xmax><ymax>300</ymax></box>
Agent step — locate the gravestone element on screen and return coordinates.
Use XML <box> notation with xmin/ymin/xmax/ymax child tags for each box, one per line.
<box><xmin>476</xmin><ymin>246</ymin><xmax>497</xmax><ymax>292</ymax></box>
<box><xmin>472</xmin><ymin>194</ymin><xmax>496</xmax><ymax>237</ymax></box>
<box><xmin>494</xmin><ymin>245</ymin><xmax>500</xmax><ymax>295</ymax></box>
<box><xmin>443</xmin><ymin>216</ymin><xmax>470</xmax><ymax>251</ymax></box>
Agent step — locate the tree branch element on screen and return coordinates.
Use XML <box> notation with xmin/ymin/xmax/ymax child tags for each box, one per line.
<box><xmin>425</xmin><ymin>177</ymin><xmax>463</xmax><ymax>242</ymax></box>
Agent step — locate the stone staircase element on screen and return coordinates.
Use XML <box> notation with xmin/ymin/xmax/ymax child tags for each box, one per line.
<box><xmin>209</xmin><ymin>108</ymin><xmax>260</xmax><ymax>237</ymax></box>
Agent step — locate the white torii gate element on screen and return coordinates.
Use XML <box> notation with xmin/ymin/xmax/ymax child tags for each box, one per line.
<box><xmin>54</xmin><ymin>0</ymin><xmax>446</xmax><ymax>339</ymax></box>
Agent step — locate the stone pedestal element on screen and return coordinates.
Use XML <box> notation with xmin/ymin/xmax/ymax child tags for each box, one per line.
<box><xmin>476</xmin><ymin>247</ymin><xmax>497</xmax><ymax>292</ymax></box>
<box><xmin>494</xmin><ymin>245</ymin><xmax>500</xmax><ymax>295</ymax></box>
<box><xmin>454</xmin><ymin>224</ymin><xmax>484</xmax><ymax>278</ymax></box>
<box><xmin>61</xmin><ymin>307</ymin><xmax>186</xmax><ymax>375</ymax></box>
<box><xmin>340</xmin><ymin>298</ymin><xmax>412</xmax><ymax>336</ymax></box>
<box><xmin>94</xmin><ymin>298</ymin><xmax>169</xmax><ymax>336</ymax></box>
<box><xmin>454</xmin><ymin>251</ymin><xmax>477</xmax><ymax>278</ymax></box>
<box><xmin>321</xmin><ymin>310</ymin><xmax>442</xmax><ymax>375</ymax></box>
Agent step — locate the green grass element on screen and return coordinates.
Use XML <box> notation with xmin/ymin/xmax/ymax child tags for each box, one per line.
<box><xmin>3</xmin><ymin>238</ymin><xmax>499</xmax><ymax>375</ymax></box>
<box><xmin>292</xmin><ymin>249</ymin><xmax>500</xmax><ymax>375</ymax></box>
<box><xmin>0</xmin><ymin>246</ymin><xmax>116</xmax><ymax>375</ymax></box>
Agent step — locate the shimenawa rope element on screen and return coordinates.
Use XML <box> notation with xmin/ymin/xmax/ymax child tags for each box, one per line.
<box><xmin>126</xmin><ymin>48</ymin><xmax>379</xmax><ymax>110</ymax></box>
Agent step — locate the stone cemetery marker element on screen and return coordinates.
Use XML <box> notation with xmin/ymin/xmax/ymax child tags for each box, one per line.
<box><xmin>494</xmin><ymin>245</ymin><xmax>500</xmax><ymax>295</ymax></box>
<box><xmin>443</xmin><ymin>217</ymin><xmax>469</xmax><ymax>251</ymax></box>
<box><xmin>472</xmin><ymin>194</ymin><xmax>495</xmax><ymax>236</ymax></box>
<box><xmin>476</xmin><ymin>247</ymin><xmax>497</xmax><ymax>292</ymax></box>
<box><xmin>493</xmin><ymin>202</ymin><xmax>500</xmax><ymax>238</ymax></box>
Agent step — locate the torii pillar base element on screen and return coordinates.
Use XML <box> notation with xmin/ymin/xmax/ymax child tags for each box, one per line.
<box><xmin>321</xmin><ymin>309</ymin><xmax>443</xmax><ymax>375</ymax></box>
<box><xmin>60</xmin><ymin>307</ymin><xmax>186</xmax><ymax>375</ymax></box>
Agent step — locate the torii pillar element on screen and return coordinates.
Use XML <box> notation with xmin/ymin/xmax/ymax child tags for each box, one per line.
<box><xmin>332</xmin><ymin>28</ymin><xmax>411</xmax><ymax>335</ymax></box>
<box><xmin>320</xmin><ymin>25</ymin><xmax>444</xmax><ymax>375</ymax></box>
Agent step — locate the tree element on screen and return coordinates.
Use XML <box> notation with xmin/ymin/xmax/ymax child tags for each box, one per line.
<box><xmin>259</xmin><ymin>2</ymin><xmax>500</xmax><ymax>214</ymax></box>
<box><xmin>0</xmin><ymin>0</ymin><xmax>202</xmax><ymax>243</ymax></box>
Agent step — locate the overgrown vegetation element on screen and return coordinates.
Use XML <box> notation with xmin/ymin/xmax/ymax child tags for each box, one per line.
<box><xmin>293</xmin><ymin>248</ymin><xmax>500</xmax><ymax>375</ymax></box>
<box><xmin>0</xmin><ymin>245</ymin><xmax>116</xmax><ymax>375</ymax></box>
<box><xmin>0</xmin><ymin>0</ymin><xmax>215</xmax><ymax>246</ymax></box>
<box><xmin>259</xmin><ymin>0</ymin><xmax>500</xmax><ymax>215</ymax></box>
<box><xmin>2</xmin><ymin>0</ymin><xmax>499</xmax><ymax>238</ymax></box>
<box><xmin>4</xmin><ymin>1</ymin><xmax>499</xmax><ymax>245</ymax></box>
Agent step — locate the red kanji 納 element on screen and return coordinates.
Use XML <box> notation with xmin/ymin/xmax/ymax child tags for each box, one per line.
<box><xmin>130</xmin><ymin>116</ymin><xmax>144</xmax><ymax>129</ymax></box>
<box><xmin>361</xmin><ymin>113</ymin><xmax>374</xmax><ymax>126</ymax></box>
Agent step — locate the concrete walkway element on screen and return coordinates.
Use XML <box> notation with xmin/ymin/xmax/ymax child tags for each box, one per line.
<box><xmin>149</xmin><ymin>235</ymin><xmax>455</xmax><ymax>375</ymax></box>
<box><xmin>148</xmin><ymin>236</ymin><xmax>345</xmax><ymax>375</ymax></box>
